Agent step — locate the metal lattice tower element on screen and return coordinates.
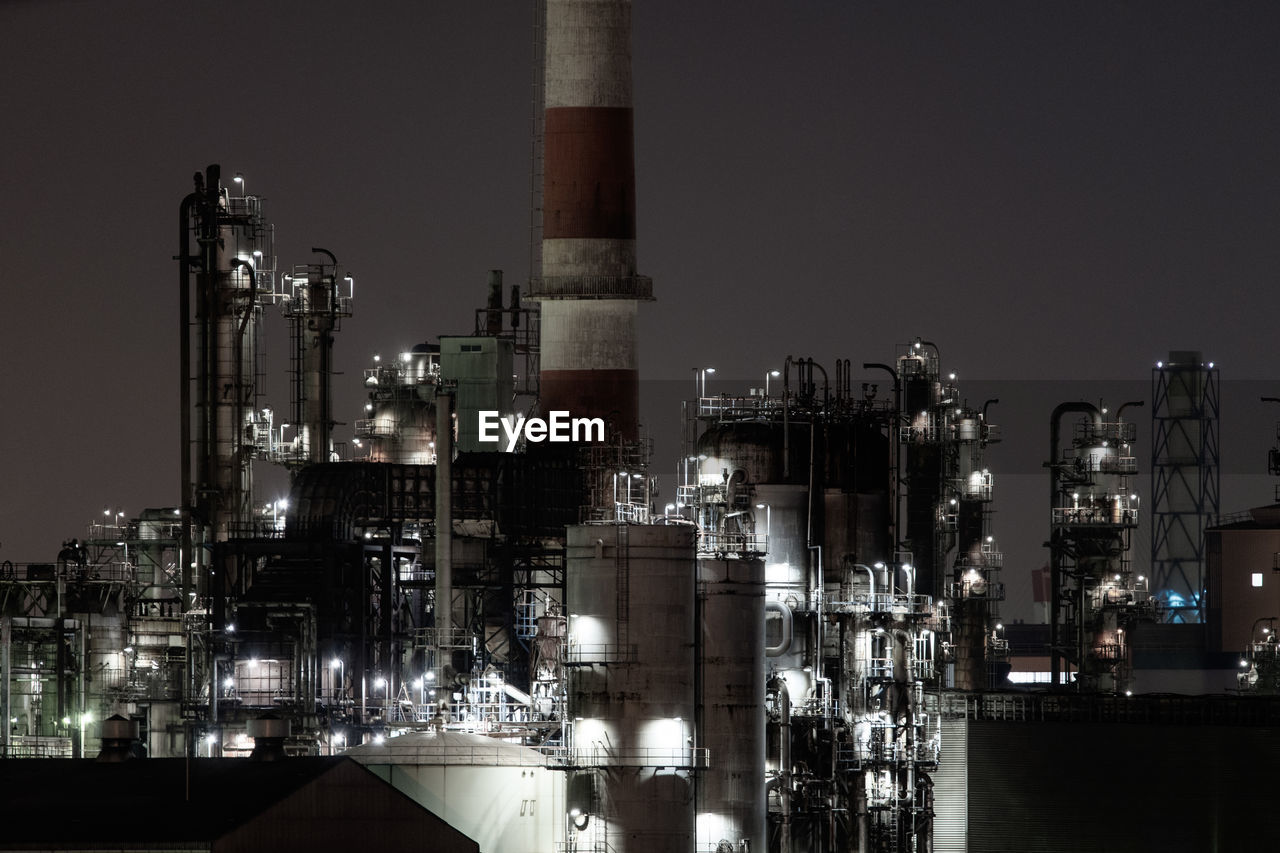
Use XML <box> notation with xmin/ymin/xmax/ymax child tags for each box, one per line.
<box><xmin>1150</xmin><ymin>352</ymin><xmax>1220</xmax><ymax>623</ymax></box>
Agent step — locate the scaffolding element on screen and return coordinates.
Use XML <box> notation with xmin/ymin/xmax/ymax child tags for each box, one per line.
<box><xmin>1150</xmin><ymin>356</ymin><xmax>1220</xmax><ymax>622</ymax></box>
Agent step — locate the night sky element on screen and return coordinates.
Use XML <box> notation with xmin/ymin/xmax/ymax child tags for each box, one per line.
<box><xmin>3</xmin><ymin>1</ymin><xmax>1280</xmax><ymax>622</ymax></box>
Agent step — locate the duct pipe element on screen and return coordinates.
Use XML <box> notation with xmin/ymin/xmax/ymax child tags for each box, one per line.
<box><xmin>1117</xmin><ymin>400</ymin><xmax>1145</xmax><ymax>421</ymax></box>
<box><xmin>501</xmin><ymin>682</ymin><xmax>535</xmax><ymax>708</ymax></box>
<box><xmin>844</xmin><ymin>559</ymin><xmax>876</xmax><ymax>598</ymax></box>
<box><xmin>1048</xmin><ymin>402</ymin><xmax>1101</xmax><ymax>687</ymax></box>
<box><xmin>765</xmin><ymin>601</ymin><xmax>793</xmax><ymax>657</ymax></box>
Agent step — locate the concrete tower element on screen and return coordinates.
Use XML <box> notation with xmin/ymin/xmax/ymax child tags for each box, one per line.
<box><xmin>532</xmin><ymin>0</ymin><xmax>653</xmax><ymax>442</ymax></box>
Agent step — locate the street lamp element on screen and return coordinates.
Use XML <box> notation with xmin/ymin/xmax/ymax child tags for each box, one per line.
<box><xmin>755</xmin><ymin>502</ymin><xmax>771</xmax><ymax>545</ymax></box>
<box><xmin>900</xmin><ymin>563</ymin><xmax>916</xmax><ymax>598</ymax></box>
<box><xmin>765</xmin><ymin>369</ymin><xmax>780</xmax><ymax>397</ymax></box>
<box><xmin>1246</xmin><ymin>617</ymin><xmax>1278</xmax><ymax>669</ymax></box>
<box><xmin>330</xmin><ymin>658</ymin><xmax>344</xmax><ymax>704</ymax></box>
<box><xmin>693</xmin><ymin>366</ymin><xmax>716</xmax><ymax>398</ymax></box>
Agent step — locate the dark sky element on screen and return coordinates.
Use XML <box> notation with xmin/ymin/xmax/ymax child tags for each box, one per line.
<box><xmin>3</xmin><ymin>1</ymin><xmax>1279</xmax><ymax>621</ymax></box>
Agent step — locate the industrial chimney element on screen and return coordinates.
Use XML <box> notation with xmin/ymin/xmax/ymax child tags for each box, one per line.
<box><xmin>530</xmin><ymin>0</ymin><xmax>653</xmax><ymax>443</ymax></box>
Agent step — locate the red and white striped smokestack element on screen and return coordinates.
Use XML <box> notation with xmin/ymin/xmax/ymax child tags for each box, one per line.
<box><xmin>532</xmin><ymin>0</ymin><xmax>653</xmax><ymax>442</ymax></box>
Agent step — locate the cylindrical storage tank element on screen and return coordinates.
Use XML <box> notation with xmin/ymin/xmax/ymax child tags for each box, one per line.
<box><xmin>346</xmin><ymin>729</ymin><xmax>562</xmax><ymax>852</ymax></box>
<box><xmin>368</xmin><ymin>395</ymin><xmax>437</xmax><ymax>465</ymax></box>
<box><xmin>565</xmin><ymin>524</ymin><xmax>696</xmax><ymax>853</ymax></box>
<box><xmin>697</xmin><ymin>557</ymin><xmax>765</xmax><ymax>852</ymax></box>
<box><xmin>697</xmin><ymin>421</ymin><xmax>786</xmax><ymax>486</ymax></box>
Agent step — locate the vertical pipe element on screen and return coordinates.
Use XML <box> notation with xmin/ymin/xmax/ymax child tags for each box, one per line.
<box><xmin>777</xmin><ymin>676</ymin><xmax>792</xmax><ymax>853</ymax></box>
<box><xmin>2</xmin><ymin>617</ymin><xmax>10</xmax><ymax>756</ymax></box>
<box><xmin>783</xmin><ymin>355</ymin><xmax>793</xmax><ymax>480</ymax></box>
<box><xmin>435</xmin><ymin>389</ymin><xmax>454</xmax><ymax>669</ymax></box>
<box><xmin>178</xmin><ymin>182</ymin><xmax>199</xmax><ymax>609</ymax></box>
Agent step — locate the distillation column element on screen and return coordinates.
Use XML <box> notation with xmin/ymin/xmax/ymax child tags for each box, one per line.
<box><xmin>897</xmin><ymin>340</ymin><xmax>949</xmax><ymax>601</ymax></box>
<box><xmin>1049</xmin><ymin>403</ymin><xmax>1152</xmax><ymax>692</ymax></box>
<box><xmin>180</xmin><ymin>165</ymin><xmax>273</xmax><ymax>591</ymax></box>
<box><xmin>281</xmin><ymin>254</ymin><xmax>352</xmax><ymax>468</ymax></box>
<box><xmin>531</xmin><ymin>0</ymin><xmax>653</xmax><ymax>441</ymax></box>
<box><xmin>947</xmin><ymin>403</ymin><xmax>1005</xmax><ymax>691</ymax></box>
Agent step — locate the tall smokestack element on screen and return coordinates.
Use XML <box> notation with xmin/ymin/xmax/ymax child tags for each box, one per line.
<box><xmin>531</xmin><ymin>0</ymin><xmax>653</xmax><ymax>442</ymax></box>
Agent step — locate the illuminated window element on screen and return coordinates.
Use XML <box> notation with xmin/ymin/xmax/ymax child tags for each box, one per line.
<box><xmin>1253</xmin><ymin>573</ymin><xmax>1264</xmax><ymax>588</ymax></box>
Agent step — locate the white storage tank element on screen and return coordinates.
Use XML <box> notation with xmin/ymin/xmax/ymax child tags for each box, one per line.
<box><xmin>345</xmin><ymin>729</ymin><xmax>561</xmax><ymax>853</ymax></box>
<box><xmin>564</xmin><ymin>523</ymin><xmax>697</xmax><ymax>853</ymax></box>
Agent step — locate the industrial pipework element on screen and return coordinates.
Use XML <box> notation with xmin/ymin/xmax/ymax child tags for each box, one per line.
<box><xmin>178</xmin><ymin>165</ymin><xmax>275</xmax><ymax>585</ymax></box>
<box><xmin>1048</xmin><ymin>400</ymin><xmax>1155</xmax><ymax>692</ymax></box>
<box><xmin>894</xmin><ymin>337</ymin><xmax>1007</xmax><ymax>691</ymax></box>
<box><xmin>682</xmin><ymin>356</ymin><xmax>940</xmax><ymax>852</ymax></box>
<box><xmin>277</xmin><ymin>250</ymin><xmax>353</xmax><ymax>469</ymax></box>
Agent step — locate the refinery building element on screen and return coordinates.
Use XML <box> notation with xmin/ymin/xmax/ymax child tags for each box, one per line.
<box><xmin>3</xmin><ymin>2</ymin><xmax>1279</xmax><ymax>852</ymax></box>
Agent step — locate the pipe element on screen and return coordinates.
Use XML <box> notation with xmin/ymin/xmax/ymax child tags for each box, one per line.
<box><xmin>178</xmin><ymin>177</ymin><xmax>201</xmax><ymax>610</ymax></box>
<box><xmin>435</xmin><ymin>386</ymin><xmax>454</xmax><ymax>679</ymax></box>
<box><xmin>863</xmin><ymin>363</ymin><xmax>900</xmax><ymax>553</ymax></box>
<box><xmin>899</xmin><ymin>562</ymin><xmax>915</xmax><ymax>598</ymax></box>
<box><xmin>1117</xmin><ymin>400</ymin><xmax>1145</xmax><ymax>421</ymax></box>
<box><xmin>228</xmin><ymin>260</ymin><xmax>258</xmax><ymax>451</ymax></box>
<box><xmin>501</xmin><ymin>682</ymin><xmax>535</xmax><ymax>707</ymax></box>
<box><xmin>783</xmin><ymin>355</ymin><xmax>793</xmax><ymax>479</ymax></box>
<box><xmin>806</xmin><ymin>358</ymin><xmax>829</xmax><ymax>411</ymax></box>
<box><xmin>809</xmin><ymin>545</ymin><xmax>822</xmax><ymax>624</ymax></box>
<box><xmin>1048</xmin><ymin>401</ymin><xmax>1101</xmax><ymax>688</ymax></box>
<box><xmin>806</xmin><ymin>417</ymin><xmax>816</xmax><ymax>560</ymax></box>
<box><xmin>845</xmin><ymin>559</ymin><xmax>876</xmax><ymax>598</ymax></box>
<box><xmin>193</xmin><ymin>164</ymin><xmax>221</xmax><ymax>603</ymax></box>
<box><xmin>772</xmin><ymin>675</ymin><xmax>792</xmax><ymax>853</ymax></box>
<box><xmin>765</xmin><ymin>601</ymin><xmax>793</xmax><ymax>657</ymax></box>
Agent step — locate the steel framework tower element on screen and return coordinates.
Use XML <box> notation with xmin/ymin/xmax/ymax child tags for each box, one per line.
<box><xmin>1150</xmin><ymin>352</ymin><xmax>1220</xmax><ymax>623</ymax></box>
